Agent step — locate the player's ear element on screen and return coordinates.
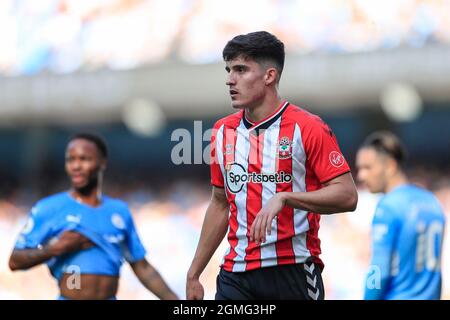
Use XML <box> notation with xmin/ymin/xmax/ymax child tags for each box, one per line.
<box><xmin>265</xmin><ymin>68</ymin><xmax>277</xmax><ymax>86</ymax></box>
<box><xmin>386</xmin><ymin>157</ymin><xmax>397</xmax><ymax>176</ymax></box>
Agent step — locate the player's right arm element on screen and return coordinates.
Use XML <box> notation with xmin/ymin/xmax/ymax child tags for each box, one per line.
<box><xmin>9</xmin><ymin>246</ymin><xmax>55</xmax><ymax>270</ymax></box>
<box><xmin>364</xmin><ymin>203</ymin><xmax>399</xmax><ymax>300</ymax></box>
<box><xmin>186</xmin><ymin>186</ymin><xmax>229</xmax><ymax>300</ymax></box>
<box><xmin>9</xmin><ymin>231</ymin><xmax>94</xmax><ymax>270</ymax></box>
<box><xmin>9</xmin><ymin>202</ymin><xmax>94</xmax><ymax>271</ymax></box>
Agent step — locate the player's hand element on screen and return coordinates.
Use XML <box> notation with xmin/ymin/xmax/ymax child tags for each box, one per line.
<box><xmin>48</xmin><ymin>231</ymin><xmax>95</xmax><ymax>256</ymax></box>
<box><xmin>186</xmin><ymin>277</ymin><xmax>204</xmax><ymax>300</ymax></box>
<box><xmin>250</xmin><ymin>193</ymin><xmax>286</xmax><ymax>244</ymax></box>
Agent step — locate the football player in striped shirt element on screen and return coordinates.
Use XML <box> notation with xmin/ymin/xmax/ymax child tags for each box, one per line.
<box><xmin>187</xmin><ymin>31</ymin><xmax>358</xmax><ymax>300</ymax></box>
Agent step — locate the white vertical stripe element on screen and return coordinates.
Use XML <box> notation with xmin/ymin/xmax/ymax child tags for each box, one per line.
<box><xmin>232</xmin><ymin>120</ymin><xmax>251</xmax><ymax>272</ymax></box>
<box><xmin>216</xmin><ymin>124</ymin><xmax>232</xmax><ymax>267</ymax></box>
<box><xmin>260</xmin><ymin>118</ymin><xmax>282</xmax><ymax>267</ymax></box>
<box><xmin>291</xmin><ymin>123</ymin><xmax>311</xmax><ymax>263</ymax></box>
<box><xmin>216</xmin><ymin>124</ymin><xmax>225</xmax><ymax>180</ymax></box>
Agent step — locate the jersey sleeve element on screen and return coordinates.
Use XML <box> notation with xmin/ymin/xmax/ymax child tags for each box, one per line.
<box><xmin>210</xmin><ymin>121</ymin><xmax>225</xmax><ymax>188</ymax></box>
<box><xmin>364</xmin><ymin>203</ymin><xmax>400</xmax><ymax>300</ymax></box>
<box><xmin>14</xmin><ymin>203</ymin><xmax>53</xmax><ymax>250</ymax></box>
<box><xmin>302</xmin><ymin>116</ymin><xmax>350</xmax><ymax>183</ymax></box>
<box><xmin>123</xmin><ymin>209</ymin><xmax>147</xmax><ymax>263</ymax></box>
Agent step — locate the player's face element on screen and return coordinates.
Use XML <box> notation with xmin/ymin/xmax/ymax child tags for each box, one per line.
<box><xmin>356</xmin><ymin>147</ymin><xmax>388</xmax><ymax>193</ymax></box>
<box><xmin>225</xmin><ymin>56</ymin><xmax>267</xmax><ymax>109</ymax></box>
<box><xmin>65</xmin><ymin>139</ymin><xmax>103</xmax><ymax>190</ymax></box>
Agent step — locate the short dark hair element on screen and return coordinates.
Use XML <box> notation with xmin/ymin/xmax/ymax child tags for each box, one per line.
<box><xmin>222</xmin><ymin>31</ymin><xmax>285</xmax><ymax>80</ymax></box>
<box><xmin>361</xmin><ymin>131</ymin><xmax>407</xmax><ymax>165</ymax></box>
<box><xmin>68</xmin><ymin>132</ymin><xmax>108</xmax><ymax>159</ymax></box>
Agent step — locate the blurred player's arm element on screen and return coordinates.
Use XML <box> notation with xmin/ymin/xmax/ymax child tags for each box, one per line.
<box><xmin>130</xmin><ymin>259</ymin><xmax>178</xmax><ymax>300</ymax></box>
<box><xmin>186</xmin><ymin>186</ymin><xmax>229</xmax><ymax>300</ymax></box>
<box><xmin>9</xmin><ymin>231</ymin><xmax>94</xmax><ymax>270</ymax></box>
<box><xmin>250</xmin><ymin>172</ymin><xmax>357</xmax><ymax>243</ymax></box>
<box><xmin>364</xmin><ymin>205</ymin><xmax>398</xmax><ymax>300</ymax></box>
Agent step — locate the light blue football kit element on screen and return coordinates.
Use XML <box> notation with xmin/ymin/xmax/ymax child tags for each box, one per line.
<box><xmin>364</xmin><ymin>184</ymin><xmax>445</xmax><ymax>300</ymax></box>
<box><xmin>14</xmin><ymin>192</ymin><xmax>146</xmax><ymax>299</ymax></box>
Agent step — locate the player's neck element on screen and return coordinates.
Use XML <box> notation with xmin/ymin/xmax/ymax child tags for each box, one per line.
<box><xmin>385</xmin><ymin>173</ymin><xmax>408</xmax><ymax>193</ymax></box>
<box><xmin>70</xmin><ymin>189</ymin><xmax>102</xmax><ymax>207</ymax></box>
<box><xmin>245</xmin><ymin>95</ymin><xmax>282</xmax><ymax>123</ymax></box>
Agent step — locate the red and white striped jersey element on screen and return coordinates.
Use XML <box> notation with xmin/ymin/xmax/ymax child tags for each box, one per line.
<box><xmin>210</xmin><ymin>101</ymin><xmax>350</xmax><ymax>272</ymax></box>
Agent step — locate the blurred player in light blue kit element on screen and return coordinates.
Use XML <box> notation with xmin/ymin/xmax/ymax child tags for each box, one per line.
<box><xmin>9</xmin><ymin>133</ymin><xmax>178</xmax><ymax>300</ymax></box>
<box><xmin>356</xmin><ymin>131</ymin><xmax>445</xmax><ymax>300</ymax></box>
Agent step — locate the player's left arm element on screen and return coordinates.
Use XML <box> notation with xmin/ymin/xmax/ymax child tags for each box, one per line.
<box><xmin>276</xmin><ymin>115</ymin><xmax>358</xmax><ymax>215</ymax></box>
<box><xmin>250</xmin><ymin>173</ymin><xmax>357</xmax><ymax>243</ymax></box>
<box><xmin>130</xmin><ymin>258</ymin><xmax>178</xmax><ymax>300</ymax></box>
<box><xmin>281</xmin><ymin>172</ymin><xmax>357</xmax><ymax>213</ymax></box>
<box><xmin>122</xmin><ymin>206</ymin><xmax>178</xmax><ymax>299</ymax></box>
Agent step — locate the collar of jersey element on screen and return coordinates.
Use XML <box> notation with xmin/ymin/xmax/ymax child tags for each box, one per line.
<box><xmin>66</xmin><ymin>191</ymin><xmax>105</xmax><ymax>209</ymax></box>
<box><xmin>243</xmin><ymin>101</ymin><xmax>289</xmax><ymax>132</ymax></box>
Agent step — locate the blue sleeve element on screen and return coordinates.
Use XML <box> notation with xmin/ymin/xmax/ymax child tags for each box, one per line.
<box><xmin>14</xmin><ymin>204</ymin><xmax>53</xmax><ymax>250</ymax></box>
<box><xmin>123</xmin><ymin>209</ymin><xmax>147</xmax><ymax>263</ymax></box>
<box><xmin>364</xmin><ymin>203</ymin><xmax>400</xmax><ymax>300</ymax></box>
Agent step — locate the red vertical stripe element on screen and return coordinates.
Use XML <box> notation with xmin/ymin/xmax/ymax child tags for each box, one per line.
<box><xmin>245</xmin><ymin>131</ymin><xmax>264</xmax><ymax>270</ymax></box>
<box><xmin>305</xmin><ymin>161</ymin><xmax>324</xmax><ymax>269</ymax></box>
<box><xmin>222</xmin><ymin>127</ymin><xmax>239</xmax><ymax>272</ymax></box>
<box><xmin>275</xmin><ymin>118</ymin><xmax>296</xmax><ymax>265</ymax></box>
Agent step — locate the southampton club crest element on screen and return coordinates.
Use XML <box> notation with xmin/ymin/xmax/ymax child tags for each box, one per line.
<box><xmin>277</xmin><ymin>136</ymin><xmax>292</xmax><ymax>159</ymax></box>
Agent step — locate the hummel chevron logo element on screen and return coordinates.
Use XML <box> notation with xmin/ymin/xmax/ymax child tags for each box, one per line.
<box><xmin>304</xmin><ymin>263</ymin><xmax>315</xmax><ymax>274</ymax></box>
<box><xmin>307</xmin><ymin>288</ymin><xmax>319</xmax><ymax>300</ymax></box>
<box><xmin>306</xmin><ymin>275</ymin><xmax>317</xmax><ymax>287</ymax></box>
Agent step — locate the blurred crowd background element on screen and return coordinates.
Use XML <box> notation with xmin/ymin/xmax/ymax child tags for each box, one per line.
<box><xmin>1</xmin><ymin>0</ymin><xmax>450</xmax><ymax>74</ymax></box>
<box><xmin>0</xmin><ymin>0</ymin><xmax>449</xmax><ymax>299</ymax></box>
